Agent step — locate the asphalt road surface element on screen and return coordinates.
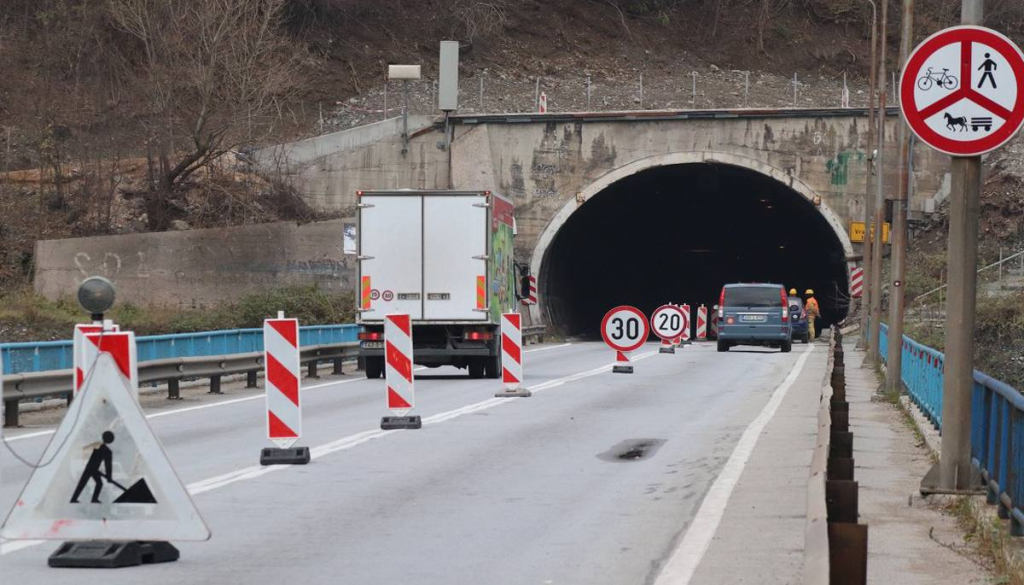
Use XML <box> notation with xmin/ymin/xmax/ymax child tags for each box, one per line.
<box><xmin>2</xmin><ymin>341</ymin><xmax>820</xmax><ymax>584</ymax></box>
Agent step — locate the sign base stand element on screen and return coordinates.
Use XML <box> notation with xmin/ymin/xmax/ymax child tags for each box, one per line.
<box><xmin>494</xmin><ymin>388</ymin><xmax>532</xmax><ymax>398</ymax></box>
<box><xmin>260</xmin><ymin>446</ymin><xmax>311</xmax><ymax>466</ymax></box>
<box><xmin>381</xmin><ymin>415</ymin><xmax>422</xmax><ymax>430</ymax></box>
<box><xmin>48</xmin><ymin>540</ymin><xmax>179</xmax><ymax>568</ymax></box>
<box><xmin>659</xmin><ymin>346</ymin><xmax>675</xmax><ymax>354</ymax></box>
<box><xmin>612</xmin><ymin>365</ymin><xmax>633</xmax><ymax>374</ymax></box>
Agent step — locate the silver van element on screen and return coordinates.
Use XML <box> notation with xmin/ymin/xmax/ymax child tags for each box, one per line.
<box><xmin>716</xmin><ymin>283</ymin><xmax>793</xmax><ymax>353</ymax></box>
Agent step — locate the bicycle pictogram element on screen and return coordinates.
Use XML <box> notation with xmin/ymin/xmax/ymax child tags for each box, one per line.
<box><xmin>917</xmin><ymin>67</ymin><xmax>959</xmax><ymax>91</ymax></box>
<box><xmin>900</xmin><ymin>26</ymin><xmax>1024</xmax><ymax>156</ymax></box>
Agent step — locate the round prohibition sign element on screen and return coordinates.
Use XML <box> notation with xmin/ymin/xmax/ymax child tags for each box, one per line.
<box><xmin>900</xmin><ymin>26</ymin><xmax>1024</xmax><ymax>156</ymax></box>
<box><xmin>650</xmin><ymin>304</ymin><xmax>687</xmax><ymax>341</ymax></box>
<box><xmin>601</xmin><ymin>306</ymin><xmax>650</xmax><ymax>352</ymax></box>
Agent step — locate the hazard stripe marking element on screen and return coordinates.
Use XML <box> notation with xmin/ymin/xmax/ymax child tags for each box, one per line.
<box><xmin>268</xmin><ymin>410</ymin><xmax>298</xmax><ymax>438</ymax></box>
<box><xmin>266</xmin><ymin>352</ymin><xmax>299</xmax><ymax>407</ymax></box>
<box><xmin>502</xmin><ymin>333</ymin><xmax>521</xmax><ymax>365</ymax></box>
<box><xmin>387</xmin><ymin>387</ymin><xmax>412</xmax><ymax>409</ymax></box>
<box><xmin>386</xmin><ymin>340</ymin><xmax>413</xmax><ymax>383</ymax></box>
<box><xmin>268</xmin><ymin>320</ymin><xmax>298</xmax><ymax>348</ymax></box>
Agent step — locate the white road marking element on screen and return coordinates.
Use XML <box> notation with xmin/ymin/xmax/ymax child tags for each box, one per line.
<box><xmin>2</xmin><ymin>344</ymin><xmax>640</xmax><ymax>555</ymax></box>
<box><xmin>3</xmin><ymin>343</ymin><xmax>576</xmax><ymax>443</ymax></box>
<box><xmin>653</xmin><ymin>344</ymin><xmax>814</xmax><ymax>585</ymax></box>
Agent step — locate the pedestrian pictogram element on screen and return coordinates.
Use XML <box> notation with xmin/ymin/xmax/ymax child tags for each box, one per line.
<box><xmin>601</xmin><ymin>306</ymin><xmax>648</xmax><ymax>374</ymax></box>
<box><xmin>651</xmin><ymin>304</ymin><xmax>686</xmax><ymax>354</ymax></box>
<box><xmin>495</xmin><ymin>313</ymin><xmax>531</xmax><ymax>397</ymax></box>
<box><xmin>901</xmin><ymin>26</ymin><xmax>1024</xmax><ymax>156</ymax></box>
<box><xmin>1</xmin><ymin>353</ymin><xmax>210</xmax><ymax>542</ymax></box>
<box><xmin>381</xmin><ymin>313</ymin><xmax>422</xmax><ymax>429</ymax></box>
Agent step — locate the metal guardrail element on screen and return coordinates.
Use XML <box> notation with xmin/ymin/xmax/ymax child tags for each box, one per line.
<box><xmin>3</xmin><ymin>342</ymin><xmax>358</xmax><ymax>428</ymax></box>
<box><xmin>522</xmin><ymin>325</ymin><xmax>546</xmax><ymax>345</ymax></box>
<box><xmin>878</xmin><ymin>322</ymin><xmax>1024</xmax><ymax>536</ymax></box>
<box><xmin>0</xmin><ymin>324</ymin><xmax>362</xmax><ymax>375</ymax></box>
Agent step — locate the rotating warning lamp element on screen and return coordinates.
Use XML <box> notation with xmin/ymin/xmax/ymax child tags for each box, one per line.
<box><xmin>77</xmin><ymin>276</ymin><xmax>116</xmax><ymax>318</ymax></box>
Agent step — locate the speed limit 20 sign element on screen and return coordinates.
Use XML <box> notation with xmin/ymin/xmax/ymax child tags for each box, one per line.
<box><xmin>901</xmin><ymin>26</ymin><xmax>1024</xmax><ymax>156</ymax></box>
<box><xmin>650</xmin><ymin>304</ymin><xmax>687</xmax><ymax>354</ymax></box>
<box><xmin>601</xmin><ymin>306</ymin><xmax>649</xmax><ymax>373</ymax></box>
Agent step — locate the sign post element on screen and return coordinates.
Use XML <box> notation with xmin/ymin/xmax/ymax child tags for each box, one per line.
<box><xmin>900</xmin><ymin>21</ymin><xmax>1024</xmax><ymax>491</ymax></box>
<box><xmin>261</xmin><ymin>312</ymin><xmax>310</xmax><ymax>465</ymax></box>
<box><xmin>495</xmin><ymin>313</ymin><xmax>531</xmax><ymax>398</ymax></box>
<box><xmin>381</xmin><ymin>314</ymin><xmax>422</xmax><ymax>429</ymax></box>
<box><xmin>650</xmin><ymin>305</ymin><xmax>686</xmax><ymax>355</ymax></box>
<box><xmin>601</xmin><ymin>306</ymin><xmax>649</xmax><ymax>374</ymax></box>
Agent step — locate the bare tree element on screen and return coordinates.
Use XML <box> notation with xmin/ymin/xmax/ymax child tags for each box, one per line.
<box><xmin>107</xmin><ymin>0</ymin><xmax>299</xmax><ymax>230</ymax></box>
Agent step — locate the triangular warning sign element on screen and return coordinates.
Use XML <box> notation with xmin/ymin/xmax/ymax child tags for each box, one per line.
<box><xmin>1</xmin><ymin>354</ymin><xmax>210</xmax><ymax>542</ymax></box>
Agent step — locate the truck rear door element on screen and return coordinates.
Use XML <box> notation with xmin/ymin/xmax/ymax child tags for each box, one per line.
<box><xmin>358</xmin><ymin>194</ymin><xmax>423</xmax><ymax>320</ymax></box>
<box><xmin>423</xmin><ymin>193</ymin><xmax>488</xmax><ymax>320</ymax></box>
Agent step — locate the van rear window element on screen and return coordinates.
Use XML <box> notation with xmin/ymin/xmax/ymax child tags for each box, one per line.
<box><xmin>724</xmin><ymin>287</ymin><xmax>782</xmax><ymax>308</ymax></box>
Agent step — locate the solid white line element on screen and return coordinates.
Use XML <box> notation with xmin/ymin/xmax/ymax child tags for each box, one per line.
<box><xmin>653</xmin><ymin>344</ymin><xmax>815</xmax><ymax>585</ymax></box>
<box><xmin>3</xmin><ymin>347</ymin><xmax>652</xmax><ymax>554</ymax></box>
<box><xmin>4</xmin><ymin>344</ymin><xmax>576</xmax><ymax>443</ymax></box>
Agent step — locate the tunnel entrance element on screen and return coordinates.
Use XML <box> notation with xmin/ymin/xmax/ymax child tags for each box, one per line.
<box><xmin>538</xmin><ymin>160</ymin><xmax>850</xmax><ymax>338</ymax></box>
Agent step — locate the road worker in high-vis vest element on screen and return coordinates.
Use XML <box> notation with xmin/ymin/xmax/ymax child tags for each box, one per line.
<box><xmin>804</xmin><ymin>289</ymin><xmax>820</xmax><ymax>340</ymax></box>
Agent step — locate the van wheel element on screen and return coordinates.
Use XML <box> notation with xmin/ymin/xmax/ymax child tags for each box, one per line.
<box><xmin>469</xmin><ymin>360</ymin><xmax>485</xmax><ymax>379</ymax></box>
<box><xmin>717</xmin><ymin>340</ymin><xmax>729</xmax><ymax>353</ymax></box>
<box><xmin>484</xmin><ymin>355</ymin><xmax>501</xmax><ymax>379</ymax></box>
<box><xmin>781</xmin><ymin>340</ymin><xmax>793</xmax><ymax>353</ymax></box>
<box><xmin>365</xmin><ymin>357</ymin><xmax>384</xmax><ymax>379</ymax></box>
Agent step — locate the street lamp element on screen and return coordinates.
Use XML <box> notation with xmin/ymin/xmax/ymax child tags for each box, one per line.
<box><xmin>388</xmin><ymin>64</ymin><xmax>421</xmax><ymax>155</ymax></box>
<box><xmin>77</xmin><ymin>276</ymin><xmax>116</xmax><ymax>322</ymax></box>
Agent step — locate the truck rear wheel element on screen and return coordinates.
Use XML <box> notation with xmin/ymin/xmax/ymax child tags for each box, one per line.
<box><xmin>468</xmin><ymin>359</ymin><xmax>485</xmax><ymax>379</ymax></box>
<box><xmin>485</xmin><ymin>355</ymin><xmax>501</xmax><ymax>379</ymax></box>
<box><xmin>365</xmin><ymin>357</ymin><xmax>384</xmax><ymax>379</ymax></box>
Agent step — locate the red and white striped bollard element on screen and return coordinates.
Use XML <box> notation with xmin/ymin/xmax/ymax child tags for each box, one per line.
<box><xmin>495</xmin><ymin>313</ymin><xmax>531</xmax><ymax>397</ymax></box>
<box><xmin>381</xmin><ymin>313</ymin><xmax>422</xmax><ymax>429</ymax></box>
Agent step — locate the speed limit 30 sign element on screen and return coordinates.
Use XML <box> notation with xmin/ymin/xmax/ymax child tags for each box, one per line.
<box><xmin>601</xmin><ymin>306</ymin><xmax>649</xmax><ymax>374</ymax></box>
<box><xmin>901</xmin><ymin>26</ymin><xmax>1024</xmax><ymax>156</ymax></box>
<box><xmin>650</xmin><ymin>304</ymin><xmax>686</xmax><ymax>354</ymax></box>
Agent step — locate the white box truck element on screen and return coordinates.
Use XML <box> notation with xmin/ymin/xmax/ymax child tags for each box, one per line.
<box><xmin>356</xmin><ymin>190</ymin><xmax>518</xmax><ymax>379</ymax></box>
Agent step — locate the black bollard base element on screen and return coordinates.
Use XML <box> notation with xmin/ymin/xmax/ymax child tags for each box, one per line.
<box><xmin>260</xmin><ymin>446</ymin><xmax>311</xmax><ymax>465</ymax></box>
<box><xmin>381</xmin><ymin>415</ymin><xmax>422</xmax><ymax>430</ymax></box>
<box><xmin>49</xmin><ymin>541</ymin><xmax>179</xmax><ymax>568</ymax></box>
<box><xmin>612</xmin><ymin>365</ymin><xmax>634</xmax><ymax>374</ymax></box>
<box><xmin>494</xmin><ymin>388</ymin><xmax>532</xmax><ymax>398</ymax></box>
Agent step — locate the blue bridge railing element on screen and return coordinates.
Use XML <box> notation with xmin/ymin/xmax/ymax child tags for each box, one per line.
<box><xmin>878</xmin><ymin>322</ymin><xmax>1024</xmax><ymax>534</ymax></box>
<box><xmin>1</xmin><ymin>324</ymin><xmax>361</xmax><ymax>375</ymax></box>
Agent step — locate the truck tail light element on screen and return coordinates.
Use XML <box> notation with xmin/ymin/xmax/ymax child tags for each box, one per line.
<box><xmin>465</xmin><ymin>330</ymin><xmax>494</xmax><ymax>341</ymax></box>
<box><xmin>358</xmin><ymin>331</ymin><xmax>383</xmax><ymax>341</ymax></box>
<box><xmin>780</xmin><ymin>287</ymin><xmax>789</xmax><ymax>322</ymax></box>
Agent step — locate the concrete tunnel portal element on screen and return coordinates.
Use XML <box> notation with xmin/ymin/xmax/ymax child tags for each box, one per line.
<box><xmin>535</xmin><ymin>158</ymin><xmax>851</xmax><ymax>339</ymax></box>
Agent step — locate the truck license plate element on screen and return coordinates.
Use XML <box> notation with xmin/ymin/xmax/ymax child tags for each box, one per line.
<box><xmin>741</xmin><ymin>314</ymin><xmax>767</xmax><ymax>322</ymax></box>
<box><xmin>362</xmin><ymin>341</ymin><xmax>384</xmax><ymax>349</ymax></box>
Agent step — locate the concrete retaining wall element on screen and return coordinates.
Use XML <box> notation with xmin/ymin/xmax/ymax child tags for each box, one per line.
<box><xmin>34</xmin><ymin>220</ymin><xmax>354</xmax><ymax>308</ymax></box>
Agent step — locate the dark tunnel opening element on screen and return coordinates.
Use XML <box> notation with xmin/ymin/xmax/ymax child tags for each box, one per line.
<box><xmin>541</xmin><ymin>163</ymin><xmax>850</xmax><ymax>339</ymax></box>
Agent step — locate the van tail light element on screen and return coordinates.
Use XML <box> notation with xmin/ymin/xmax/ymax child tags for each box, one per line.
<box><xmin>358</xmin><ymin>331</ymin><xmax>383</xmax><ymax>341</ymax></box>
<box><xmin>780</xmin><ymin>287</ymin><xmax>789</xmax><ymax>322</ymax></box>
<box><xmin>718</xmin><ymin>287</ymin><xmax>726</xmax><ymax>319</ymax></box>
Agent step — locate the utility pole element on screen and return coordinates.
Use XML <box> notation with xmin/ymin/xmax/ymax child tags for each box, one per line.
<box><xmin>859</xmin><ymin>0</ymin><xmax>878</xmax><ymax>351</ymax></box>
<box><xmin>886</xmin><ymin>0</ymin><xmax>914</xmax><ymax>392</ymax></box>
<box><xmin>868</xmin><ymin>0</ymin><xmax>889</xmax><ymax>367</ymax></box>
<box><xmin>939</xmin><ymin>0</ymin><xmax>984</xmax><ymax>491</ymax></box>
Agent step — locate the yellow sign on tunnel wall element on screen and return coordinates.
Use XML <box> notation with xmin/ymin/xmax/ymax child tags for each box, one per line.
<box><xmin>849</xmin><ymin>221</ymin><xmax>890</xmax><ymax>244</ymax></box>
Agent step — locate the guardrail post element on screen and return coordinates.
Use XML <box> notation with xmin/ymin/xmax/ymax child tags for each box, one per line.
<box><xmin>307</xmin><ymin>360</ymin><xmax>320</xmax><ymax>380</ymax></box>
<box><xmin>168</xmin><ymin>379</ymin><xmax>180</xmax><ymax>400</ymax></box>
<box><xmin>4</xmin><ymin>400</ymin><xmax>18</xmax><ymax>428</ymax></box>
<box><xmin>209</xmin><ymin>375</ymin><xmax>222</xmax><ymax>394</ymax></box>
<box><xmin>247</xmin><ymin>371</ymin><xmax>258</xmax><ymax>388</ymax></box>
<box><xmin>333</xmin><ymin>358</ymin><xmax>344</xmax><ymax>375</ymax></box>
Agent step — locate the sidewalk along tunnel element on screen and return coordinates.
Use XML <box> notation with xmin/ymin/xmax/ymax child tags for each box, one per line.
<box><xmin>539</xmin><ymin>162</ymin><xmax>850</xmax><ymax>338</ymax></box>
